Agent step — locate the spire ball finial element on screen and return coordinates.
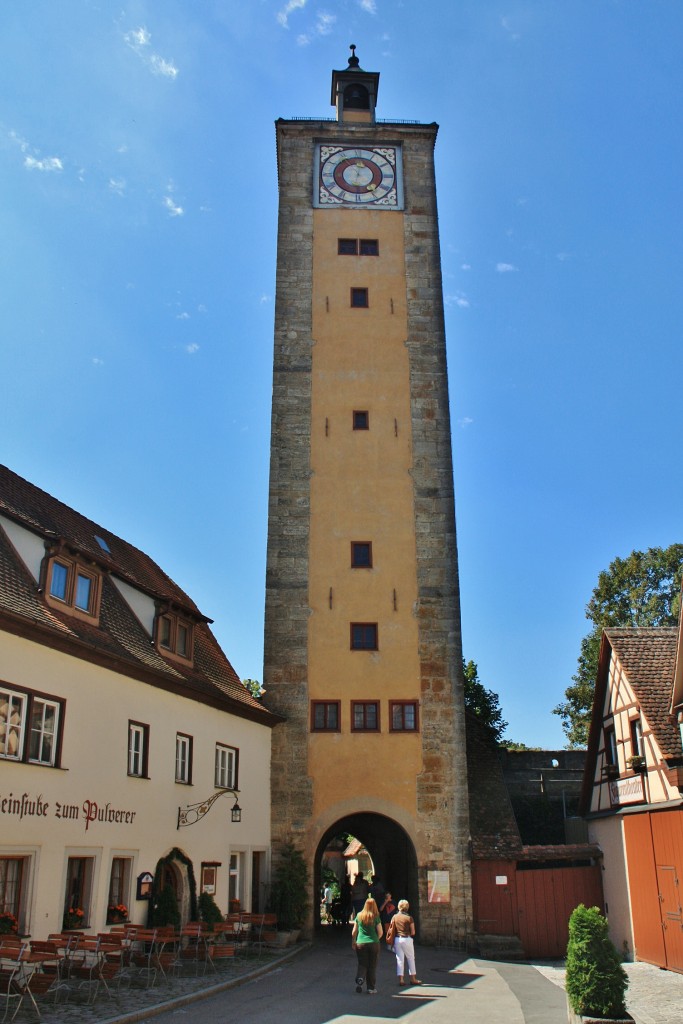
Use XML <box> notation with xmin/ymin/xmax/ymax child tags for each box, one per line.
<box><xmin>348</xmin><ymin>43</ymin><xmax>360</xmax><ymax>68</ymax></box>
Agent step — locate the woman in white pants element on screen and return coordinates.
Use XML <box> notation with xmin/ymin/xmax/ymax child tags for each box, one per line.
<box><xmin>392</xmin><ymin>899</ymin><xmax>421</xmax><ymax>986</ymax></box>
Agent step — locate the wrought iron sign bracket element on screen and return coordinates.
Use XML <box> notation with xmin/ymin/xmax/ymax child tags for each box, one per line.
<box><xmin>177</xmin><ymin>788</ymin><xmax>241</xmax><ymax>829</ymax></box>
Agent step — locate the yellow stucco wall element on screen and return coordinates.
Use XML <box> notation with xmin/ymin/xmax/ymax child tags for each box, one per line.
<box><xmin>308</xmin><ymin>207</ymin><xmax>422</xmax><ymax>817</ymax></box>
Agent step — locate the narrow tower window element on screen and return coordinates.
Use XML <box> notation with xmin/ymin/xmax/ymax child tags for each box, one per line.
<box><xmin>353</xmin><ymin>410</ymin><xmax>369</xmax><ymax>430</ymax></box>
<box><xmin>350</xmin><ymin>288</ymin><xmax>368</xmax><ymax>308</ymax></box>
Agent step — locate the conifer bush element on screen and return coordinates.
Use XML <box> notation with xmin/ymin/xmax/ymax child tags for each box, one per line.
<box><xmin>566</xmin><ymin>904</ymin><xmax>628</xmax><ymax>1020</ymax></box>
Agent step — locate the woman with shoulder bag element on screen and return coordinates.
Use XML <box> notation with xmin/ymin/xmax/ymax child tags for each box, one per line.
<box><xmin>351</xmin><ymin>896</ymin><xmax>383</xmax><ymax>994</ymax></box>
<box><xmin>391</xmin><ymin>899</ymin><xmax>421</xmax><ymax>987</ymax></box>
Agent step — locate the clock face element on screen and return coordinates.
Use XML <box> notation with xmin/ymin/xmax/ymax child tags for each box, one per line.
<box><xmin>315</xmin><ymin>145</ymin><xmax>402</xmax><ymax>208</ymax></box>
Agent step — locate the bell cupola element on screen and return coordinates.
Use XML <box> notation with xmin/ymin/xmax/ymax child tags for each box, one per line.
<box><xmin>330</xmin><ymin>44</ymin><xmax>380</xmax><ymax>124</ymax></box>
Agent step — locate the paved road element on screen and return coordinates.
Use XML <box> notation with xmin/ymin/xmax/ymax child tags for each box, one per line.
<box><xmin>139</xmin><ymin>933</ymin><xmax>568</xmax><ymax>1024</ymax></box>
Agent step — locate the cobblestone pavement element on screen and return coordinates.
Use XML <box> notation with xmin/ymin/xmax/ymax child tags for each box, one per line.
<box><xmin>534</xmin><ymin>958</ymin><xmax>683</xmax><ymax>1024</ymax></box>
<box><xmin>10</xmin><ymin>945</ymin><xmax>304</xmax><ymax>1024</ymax></box>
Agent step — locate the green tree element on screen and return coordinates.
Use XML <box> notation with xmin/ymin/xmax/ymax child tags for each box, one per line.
<box><xmin>463</xmin><ymin>659</ymin><xmax>508</xmax><ymax>743</ymax></box>
<box><xmin>554</xmin><ymin>544</ymin><xmax>683</xmax><ymax>747</ymax></box>
<box><xmin>242</xmin><ymin>678</ymin><xmax>264</xmax><ymax>699</ymax></box>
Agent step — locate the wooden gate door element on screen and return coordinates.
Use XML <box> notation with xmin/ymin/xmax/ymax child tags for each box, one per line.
<box><xmin>623</xmin><ymin>813</ymin><xmax>666</xmax><ymax>967</ymax></box>
<box><xmin>651</xmin><ymin>811</ymin><xmax>683</xmax><ymax>973</ymax></box>
<box><xmin>516</xmin><ymin>865</ymin><xmax>603</xmax><ymax>958</ymax></box>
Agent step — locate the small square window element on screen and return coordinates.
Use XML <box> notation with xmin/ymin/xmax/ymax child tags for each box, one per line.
<box><xmin>390</xmin><ymin>701</ymin><xmax>419</xmax><ymax>732</ymax></box>
<box><xmin>338</xmin><ymin>238</ymin><xmax>358</xmax><ymax>255</ymax></box>
<box><xmin>359</xmin><ymin>239</ymin><xmax>379</xmax><ymax>256</ymax></box>
<box><xmin>350</xmin><ymin>288</ymin><xmax>368</xmax><ymax>308</ymax></box>
<box><xmin>44</xmin><ymin>555</ymin><xmax>101</xmax><ymax>621</ymax></box>
<box><xmin>311</xmin><ymin>702</ymin><xmax>340</xmax><ymax>732</ymax></box>
<box><xmin>351</xmin><ymin>542</ymin><xmax>372</xmax><ymax>568</ymax></box>
<box><xmin>353</xmin><ymin>410</ymin><xmax>369</xmax><ymax>430</ymax></box>
<box><xmin>351</xmin><ymin>623</ymin><xmax>378</xmax><ymax>650</ymax></box>
<box><xmin>352</xmin><ymin>701</ymin><xmax>379</xmax><ymax>732</ymax></box>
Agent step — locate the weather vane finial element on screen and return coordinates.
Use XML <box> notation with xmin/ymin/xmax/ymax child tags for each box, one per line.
<box><xmin>348</xmin><ymin>43</ymin><xmax>360</xmax><ymax>68</ymax></box>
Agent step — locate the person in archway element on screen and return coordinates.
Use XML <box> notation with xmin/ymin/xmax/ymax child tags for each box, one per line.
<box><xmin>369</xmin><ymin>874</ymin><xmax>385</xmax><ymax>904</ymax></box>
<box><xmin>350</xmin><ymin>871</ymin><xmax>369</xmax><ymax>917</ymax></box>
<box><xmin>351</xmin><ymin>896</ymin><xmax>383</xmax><ymax>994</ymax></box>
<box><xmin>341</xmin><ymin>877</ymin><xmax>353</xmax><ymax>923</ymax></box>
<box><xmin>390</xmin><ymin>899</ymin><xmax>421</xmax><ymax>987</ymax></box>
<box><xmin>379</xmin><ymin>890</ymin><xmax>396</xmax><ymax>945</ymax></box>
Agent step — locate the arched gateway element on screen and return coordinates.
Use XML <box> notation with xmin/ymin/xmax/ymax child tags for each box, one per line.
<box><xmin>315</xmin><ymin>813</ymin><xmax>419</xmax><ymax>928</ymax></box>
<box><xmin>264</xmin><ymin>50</ymin><xmax>472</xmax><ymax>945</ymax></box>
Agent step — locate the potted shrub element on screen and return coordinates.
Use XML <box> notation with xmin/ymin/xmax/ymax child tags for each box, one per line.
<box><xmin>603</xmin><ymin>763</ymin><xmax>620</xmax><ymax>780</ymax></box>
<box><xmin>626</xmin><ymin>755</ymin><xmax>645</xmax><ymax>773</ymax></box>
<box><xmin>198</xmin><ymin>891</ymin><xmax>223</xmax><ymax>931</ymax></box>
<box><xmin>269</xmin><ymin>842</ymin><xmax>308</xmax><ymax>944</ymax></box>
<box><xmin>150</xmin><ymin>885</ymin><xmax>180</xmax><ymax>929</ymax></box>
<box><xmin>565</xmin><ymin>904</ymin><xmax>631</xmax><ymax>1023</ymax></box>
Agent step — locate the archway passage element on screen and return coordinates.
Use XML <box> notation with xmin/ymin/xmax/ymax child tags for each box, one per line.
<box><xmin>315</xmin><ymin>813</ymin><xmax>418</xmax><ymax>932</ymax></box>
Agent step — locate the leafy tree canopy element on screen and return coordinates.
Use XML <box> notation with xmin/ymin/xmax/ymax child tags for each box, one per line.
<box><xmin>242</xmin><ymin>678</ymin><xmax>264</xmax><ymax>699</ymax></box>
<box><xmin>554</xmin><ymin>544</ymin><xmax>683</xmax><ymax>747</ymax></box>
<box><xmin>463</xmin><ymin>658</ymin><xmax>508</xmax><ymax>744</ymax></box>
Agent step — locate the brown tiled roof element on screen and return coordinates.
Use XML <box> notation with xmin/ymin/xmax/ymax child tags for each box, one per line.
<box><xmin>0</xmin><ymin>465</ymin><xmax>201</xmax><ymax>614</ymax></box>
<box><xmin>604</xmin><ymin>627</ymin><xmax>681</xmax><ymax>758</ymax></box>
<box><xmin>466</xmin><ymin>713</ymin><xmax>523</xmax><ymax>859</ymax></box>
<box><xmin>0</xmin><ymin>465</ymin><xmax>279</xmax><ymax>726</ymax></box>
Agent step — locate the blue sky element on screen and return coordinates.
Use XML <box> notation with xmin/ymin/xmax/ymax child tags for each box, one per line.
<box><xmin>2</xmin><ymin>1</ymin><xmax>682</xmax><ymax>748</ymax></box>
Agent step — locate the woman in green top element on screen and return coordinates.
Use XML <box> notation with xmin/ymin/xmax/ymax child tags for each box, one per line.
<box><xmin>351</xmin><ymin>896</ymin><xmax>383</xmax><ymax>994</ymax></box>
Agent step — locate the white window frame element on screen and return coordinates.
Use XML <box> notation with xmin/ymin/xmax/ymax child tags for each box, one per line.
<box><xmin>175</xmin><ymin>733</ymin><xmax>192</xmax><ymax>784</ymax></box>
<box><xmin>28</xmin><ymin>697</ymin><xmax>60</xmax><ymax>765</ymax></box>
<box><xmin>215</xmin><ymin>743</ymin><xmax>237</xmax><ymax>790</ymax></box>
<box><xmin>128</xmin><ymin>722</ymin><xmax>148</xmax><ymax>778</ymax></box>
<box><xmin>0</xmin><ymin>689</ymin><xmax>27</xmax><ymax>761</ymax></box>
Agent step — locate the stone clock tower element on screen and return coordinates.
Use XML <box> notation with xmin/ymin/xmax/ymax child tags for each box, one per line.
<box><xmin>264</xmin><ymin>47</ymin><xmax>471</xmax><ymax>944</ymax></box>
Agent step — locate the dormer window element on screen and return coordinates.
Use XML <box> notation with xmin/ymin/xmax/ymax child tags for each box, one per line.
<box><xmin>44</xmin><ymin>554</ymin><xmax>101</xmax><ymax>623</ymax></box>
<box><xmin>156</xmin><ymin>611</ymin><xmax>194</xmax><ymax>664</ymax></box>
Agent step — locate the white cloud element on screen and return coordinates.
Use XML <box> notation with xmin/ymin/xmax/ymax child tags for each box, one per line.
<box><xmin>277</xmin><ymin>0</ymin><xmax>307</xmax><ymax>28</ymax></box>
<box><xmin>317</xmin><ymin>12</ymin><xmax>336</xmax><ymax>34</ymax></box>
<box><xmin>163</xmin><ymin>196</ymin><xmax>184</xmax><ymax>216</ymax></box>
<box><xmin>496</xmin><ymin>262</ymin><xmax>518</xmax><ymax>273</ymax></box>
<box><xmin>109</xmin><ymin>178</ymin><xmax>126</xmax><ymax>196</ymax></box>
<box><xmin>197</xmin><ymin>304</ymin><xmax>207</xmax><ymax>314</ymax></box>
<box><xmin>556</xmin><ymin>252</ymin><xmax>572</xmax><ymax>262</ymax></box>
<box><xmin>176</xmin><ymin>311</ymin><xmax>190</xmax><ymax>320</ymax></box>
<box><xmin>458</xmin><ymin>416</ymin><xmax>474</xmax><ymax>429</ymax></box>
<box><xmin>124</xmin><ymin>26</ymin><xmax>178</xmax><ymax>79</ymax></box>
<box><xmin>501</xmin><ymin>16</ymin><xmax>521</xmax><ymax>41</ymax></box>
<box><xmin>125</xmin><ymin>27</ymin><xmax>151</xmax><ymax>49</ymax></box>
<box><xmin>92</xmin><ymin>357</ymin><xmax>104</xmax><ymax>367</ymax></box>
<box><xmin>186</xmin><ymin>343</ymin><xmax>200</xmax><ymax>354</ymax></box>
<box><xmin>297</xmin><ymin>33</ymin><xmax>311</xmax><ymax>45</ymax></box>
<box><xmin>445</xmin><ymin>292</ymin><xmax>470</xmax><ymax>309</ymax></box>
<box><xmin>260</xmin><ymin>294</ymin><xmax>271</xmax><ymax>304</ymax></box>
<box><xmin>24</xmin><ymin>156</ymin><xmax>62</xmax><ymax>172</ymax></box>
<box><xmin>150</xmin><ymin>55</ymin><xmax>178</xmax><ymax>78</ymax></box>
<box><xmin>359</xmin><ymin>0</ymin><xmax>377</xmax><ymax>12</ymax></box>
<box><xmin>461</xmin><ymin>263</ymin><xmax>471</xmax><ymax>271</ymax></box>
